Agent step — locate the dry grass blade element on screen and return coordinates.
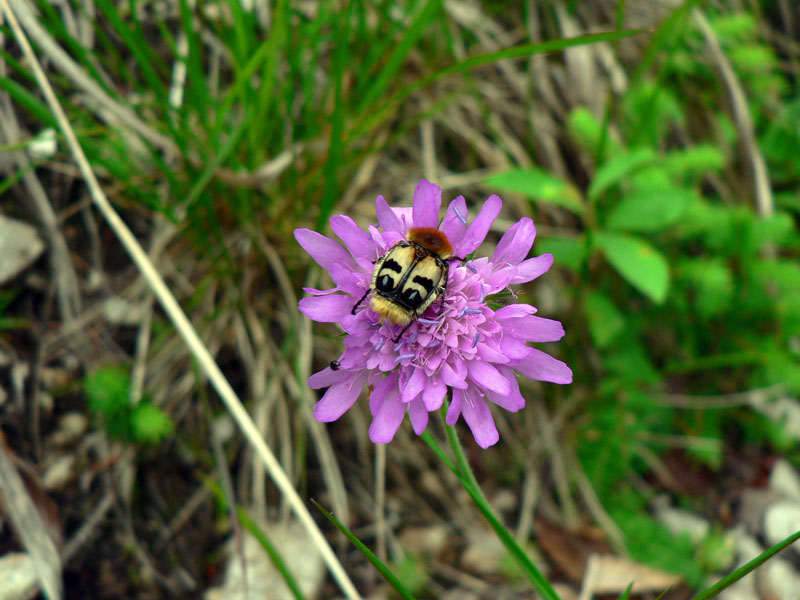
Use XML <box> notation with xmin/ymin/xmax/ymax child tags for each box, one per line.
<box><xmin>6</xmin><ymin>0</ymin><xmax>176</xmax><ymax>155</ymax></box>
<box><xmin>0</xmin><ymin>435</ymin><xmax>62</xmax><ymax>600</ymax></box>
<box><xmin>0</xmin><ymin>3</ymin><xmax>361</xmax><ymax>598</ymax></box>
<box><xmin>692</xmin><ymin>9</ymin><xmax>773</xmax><ymax>219</ymax></box>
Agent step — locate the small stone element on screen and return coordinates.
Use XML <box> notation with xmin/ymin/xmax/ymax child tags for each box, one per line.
<box><xmin>763</xmin><ymin>500</ymin><xmax>800</xmax><ymax>557</ymax></box>
<box><xmin>49</xmin><ymin>412</ymin><xmax>89</xmax><ymax>447</ymax></box>
<box><xmin>0</xmin><ymin>216</ymin><xmax>45</xmax><ymax>285</ymax></box>
<box><xmin>461</xmin><ymin>529</ymin><xmax>506</xmax><ymax>575</ymax></box>
<box><xmin>102</xmin><ymin>297</ymin><xmax>147</xmax><ymax>326</ymax></box>
<box><xmin>715</xmin><ymin>527</ymin><xmax>761</xmax><ymax>600</ymax></box>
<box><xmin>739</xmin><ymin>488</ymin><xmax>782</xmax><ymax>534</ymax></box>
<box><xmin>205</xmin><ymin>519</ymin><xmax>325</xmax><ymax>600</ymax></box>
<box><xmin>0</xmin><ymin>553</ymin><xmax>38</xmax><ymax>600</ymax></box>
<box><xmin>42</xmin><ymin>455</ymin><xmax>76</xmax><ymax>491</ymax></box>
<box><xmin>759</xmin><ymin>557</ymin><xmax>800</xmax><ymax>600</ymax></box>
<box><xmin>398</xmin><ymin>525</ymin><xmax>449</xmax><ymax>557</ymax></box>
<box><xmin>769</xmin><ymin>459</ymin><xmax>800</xmax><ymax>502</ymax></box>
<box><xmin>654</xmin><ymin>496</ymin><xmax>710</xmax><ymax>543</ymax></box>
<box><xmin>490</xmin><ymin>489</ymin><xmax>517</xmax><ymax>514</ymax></box>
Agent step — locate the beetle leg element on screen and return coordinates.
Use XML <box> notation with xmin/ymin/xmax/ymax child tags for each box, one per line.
<box><xmin>392</xmin><ymin>320</ymin><xmax>415</xmax><ymax>343</ymax></box>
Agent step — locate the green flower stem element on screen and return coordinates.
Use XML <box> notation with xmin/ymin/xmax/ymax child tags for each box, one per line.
<box><xmin>421</xmin><ymin>408</ymin><xmax>562</xmax><ymax>600</ymax></box>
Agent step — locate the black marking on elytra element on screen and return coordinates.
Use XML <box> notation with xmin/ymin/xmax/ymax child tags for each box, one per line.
<box><xmin>412</xmin><ymin>274</ymin><xmax>434</xmax><ymax>292</ymax></box>
<box><xmin>382</xmin><ymin>259</ymin><xmax>402</xmax><ymax>273</ymax></box>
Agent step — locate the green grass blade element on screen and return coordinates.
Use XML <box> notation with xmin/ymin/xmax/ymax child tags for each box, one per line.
<box><xmin>617</xmin><ymin>582</ymin><xmax>633</xmax><ymax>600</ymax></box>
<box><xmin>214</xmin><ymin>37</ymin><xmax>273</xmax><ymax>136</ymax></box>
<box><xmin>312</xmin><ymin>499</ymin><xmax>416</xmax><ymax>600</ymax></box>
<box><xmin>421</xmin><ymin>426</ymin><xmax>562</xmax><ymax>600</ymax></box>
<box><xmin>632</xmin><ymin>0</ymin><xmax>702</xmax><ymax>82</ymax></box>
<box><xmin>317</xmin><ymin>0</ymin><xmax>356</xmax><ymax>229</ymax></box>
<box><xmin>94</xmin><ymin>0</ymin><xmax>168</xmax><ymax>100</ymax></box>
<box><xmin>206</xmin><ymin>479</ymin><xmax>306</xmax><ymax>600</ymax></box>
<box><xmin>252</xmin><ymin>0</ymin><xmax>290</xmax><ymax>160</ymax></box>
<box><xmin>0</xmin><ymin>76</ymin><xmax>58</xmax><ymax>127</ymax></box>
<box><xmin>690</xmin><ymin>529</ymin><xmax>800</xmax><ymax>600</ymax></box>
<box><xmin>350</xmin><ymin>29</ymin><xmax>643</xmax><ymax>141</ymax></box>
<box><xmin>181</xmin><ymin>112</ymin><xmax>250</xmax><ymax>209</ymax></box>
<box><xmin>355</xmin><ymin>0</ymin><xmax>443</xmax><ymax>114</ymax></box>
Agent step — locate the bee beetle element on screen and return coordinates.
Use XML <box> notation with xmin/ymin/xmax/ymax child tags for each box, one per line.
<box><xmin>352</xmin><ymin>227</ymin><xmax>463</xmax><ymax>342</ymax></box>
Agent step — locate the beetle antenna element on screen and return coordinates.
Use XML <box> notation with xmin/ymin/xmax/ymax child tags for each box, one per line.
<box><xmin>351</xmin><ymin>289</ymin><xmax>371</xmax><ymax>315</ymax></box>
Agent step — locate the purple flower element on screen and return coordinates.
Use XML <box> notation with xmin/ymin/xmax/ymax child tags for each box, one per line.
<box><xmin>295</xmin><ymin>180</ymin><xmax>572</xmax><ymax>448</ymax></box>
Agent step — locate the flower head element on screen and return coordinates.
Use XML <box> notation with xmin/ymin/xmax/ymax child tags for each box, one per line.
<box><xmin>295</xmin><ymin>180</ymin><xmax>571</xmax><ymax>448</ymax></box>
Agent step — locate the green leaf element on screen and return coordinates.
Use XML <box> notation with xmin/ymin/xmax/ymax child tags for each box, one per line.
<box><xmin>130</xmin><ymin>402</ymin><xmax>174</xmax><ymax>443</ymax></box>
<box><xmin>86</xmin><ymin>365</ymin><xmax>130</xmax><ymax>416</ymax></box>
<box><xmin>585</xmin><ymin>290</ymin><xmax>625</xmax><ymax>348</ymax></box>
<box><xmin>662</xmin><ymin>145</ymin><xmax>725</xmax><ymax>178</ymax></box>
<box><xmin>536</xmin><ymin>236</ymin><xmax>586</xmax><ymax>272</ymax></box>
<box><xmin>568</xmin><ymin>106</ymin><xmax>606</xmax><ymax>154</ymax></box>
<box><xmin>588</xmin><ymin>148</ymin><xmax>658</xmax><ymax>202</ymax></box>
<box><xmin>487</xmin><ymin>169</ymin><xmax>583</xmax><ymax>215</ymax></box>
<box><xmin>606</xmin><ymin>187</ymin><xmax>693</xmax><ymax>232</ymax></box>
<box><xmin>750</xmin><ymin>212</ymin><xmax>795</xmax><ymax>248</ymax></box>
<box><xmin>313</xmin><ymin>500</ymin><xmax>417</xmax><ymax>600</ymax></box>
<box><xmin>595</xmin><ymin>233</ymin><xmax>670</xmax><ymax>303</ymax></box>
<box><xmin>678</xmin><ymin>259</ymin><xmax>734</xmax><ymax>318</ymax></box>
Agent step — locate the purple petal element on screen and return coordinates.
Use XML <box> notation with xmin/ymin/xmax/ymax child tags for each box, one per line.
<box><xmin>393</xmin><ymin>207</ymin><xmax>414</xmax><ymax>230</ymax></box>
<box><xmin>421</xmin><ymin>377</ymin><xmax>446</xmax><ymax>411</ymax></box>
<box><xmin>510</xmin><ymin>254</ymin><xmax>553</xmax><ymax>284</ymax></box>
<box><xmin>484</xmin><ymin>366</ymin><xmax>525</xmax><ymax>412</ymax></box>
<box><xmin>302</xmin><ymin>286</ymin><xmax>343</xmax><ymax>296</ymax></box>
<box><xmin>507</xmin><ymin>316</ymin><xmax>565</xmax><ymax>342</ymax></box>
<box><xmin>497</xmin><ymin>335</ymin><xmax>530</xmax><ymax>361</ymax></box>
<box><xmin>314</xmin><ymin>373</ymin><xmax>367</xmax><ymax>422</ymax></box>
<box><xmin>476</xmin><ymin>341</ymin><xmax>511</xmax><ymax>364</ymax></box>
<box><xmin>408</xmin><ymin>398</ymin><xmax>429</xmax><ymax>435</ymax></box>
<box><xmin>440</xmin><ymin>361</ymin><xmax>468</xmax><ymax>389</ymax></box>
<box><xmin>514</xmin><ymin>349</ymin><xmax>573</xmax><ymax>384</ymax></box>
<box><xmin>486</xmin><ymin>267</ymin><xmax>513</xmax><ymax>293</ymax></box>
<box><xmin>308</xmin><ymin>367</ymin><xmax>351</xmax><ymax>389</ymax></box>
<box><xmin>375</xmin><ymin>195</ymin><xmax>404</xmax><ymax>233</ymax></box>
<box><xmin>495</xmin><ymin>304</ymin><xmax>537</xmax><ymax>319</ymax></box>
<box><xmin>295</xmin><ymin>229</ymin><xmax>356</xmax><ymax>272</ymax></box>
<box><xmin>299</xmin><ymin>295</ymin><xmax>354</xmax><ymax>322</ymax></box>
<box><xmin>369</xmin><ymin>388</ymin><xmax>406</xmax><ymax>444</ymax></box>
<box><xmin>461</xmin><ymin>389</ymin><xmax>499</xmax><ymax>448</ymax></box>
<box><xmin>412</xmin><ymin>180</ymin><xmax>442</xmax><ymax>228</ymax></box>
<box><xmin>401</xmin><ymin>366</ymin><xmax>426</xmax><ymax>403</ymax></box>
<box><xmin>446</xmin><ymin>388</ymin><xmax>463</xmax><ymax>425</ymax></box>
<box><xmin>330</xmin><ymin>215</ymin><xmax>376</xmax><ymax>261</ymax></box>
<box><xmin>467</xmin><ymin>360</ymin><xmax>511</xmax><ymax>395</ymax></box>
<box><xmin>369</xmin><ymin>372</ymin><xmax>399</xmax><ymax>414</ymax></box>
<box><xmin>442</xmin><ymin>196</ymin><xmax>468</xmax><ymax>250</ymax></box>
<box><xmin>458</xmin><ymin>194</ymin><xmax>502</xmax><ymax>256</ymax></box>
<box><xmin>329</xmin><ymin>263</ymin><xmax>365</xmax><ymax>297</ymax></box>
<box><xmin>492</xmin><ymin>218</ymin><xmax>535</xmax><ymax>265</ymax></box>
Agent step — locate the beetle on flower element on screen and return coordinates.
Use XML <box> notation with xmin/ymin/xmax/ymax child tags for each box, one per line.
<box><xmin>295</xmin><ymin>180</ymin><xmax>572</xmax><ymax>448</ymax></box>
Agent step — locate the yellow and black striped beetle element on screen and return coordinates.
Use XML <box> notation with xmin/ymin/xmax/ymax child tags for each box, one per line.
<box><xmin>352</xmin><ymin>227</ymin><xmax>462</xmax><ymax>342</ymax></box>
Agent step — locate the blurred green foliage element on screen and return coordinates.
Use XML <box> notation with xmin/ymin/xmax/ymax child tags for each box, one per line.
<box><xmin>490</xmin><ymin>8</ymin><xmax>800</xmax><ymax>581</ymax></box>
<box><xmin>86</xmin><ymin>365</ymin><xmax>174</xmax><ymax>444</ymax></box>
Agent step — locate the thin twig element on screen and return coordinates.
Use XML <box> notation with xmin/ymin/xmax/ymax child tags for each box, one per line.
<box><xmin>0</xmin><ymin>4</ymin><xmax>361</xmax><ymax>598</ymax></box>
